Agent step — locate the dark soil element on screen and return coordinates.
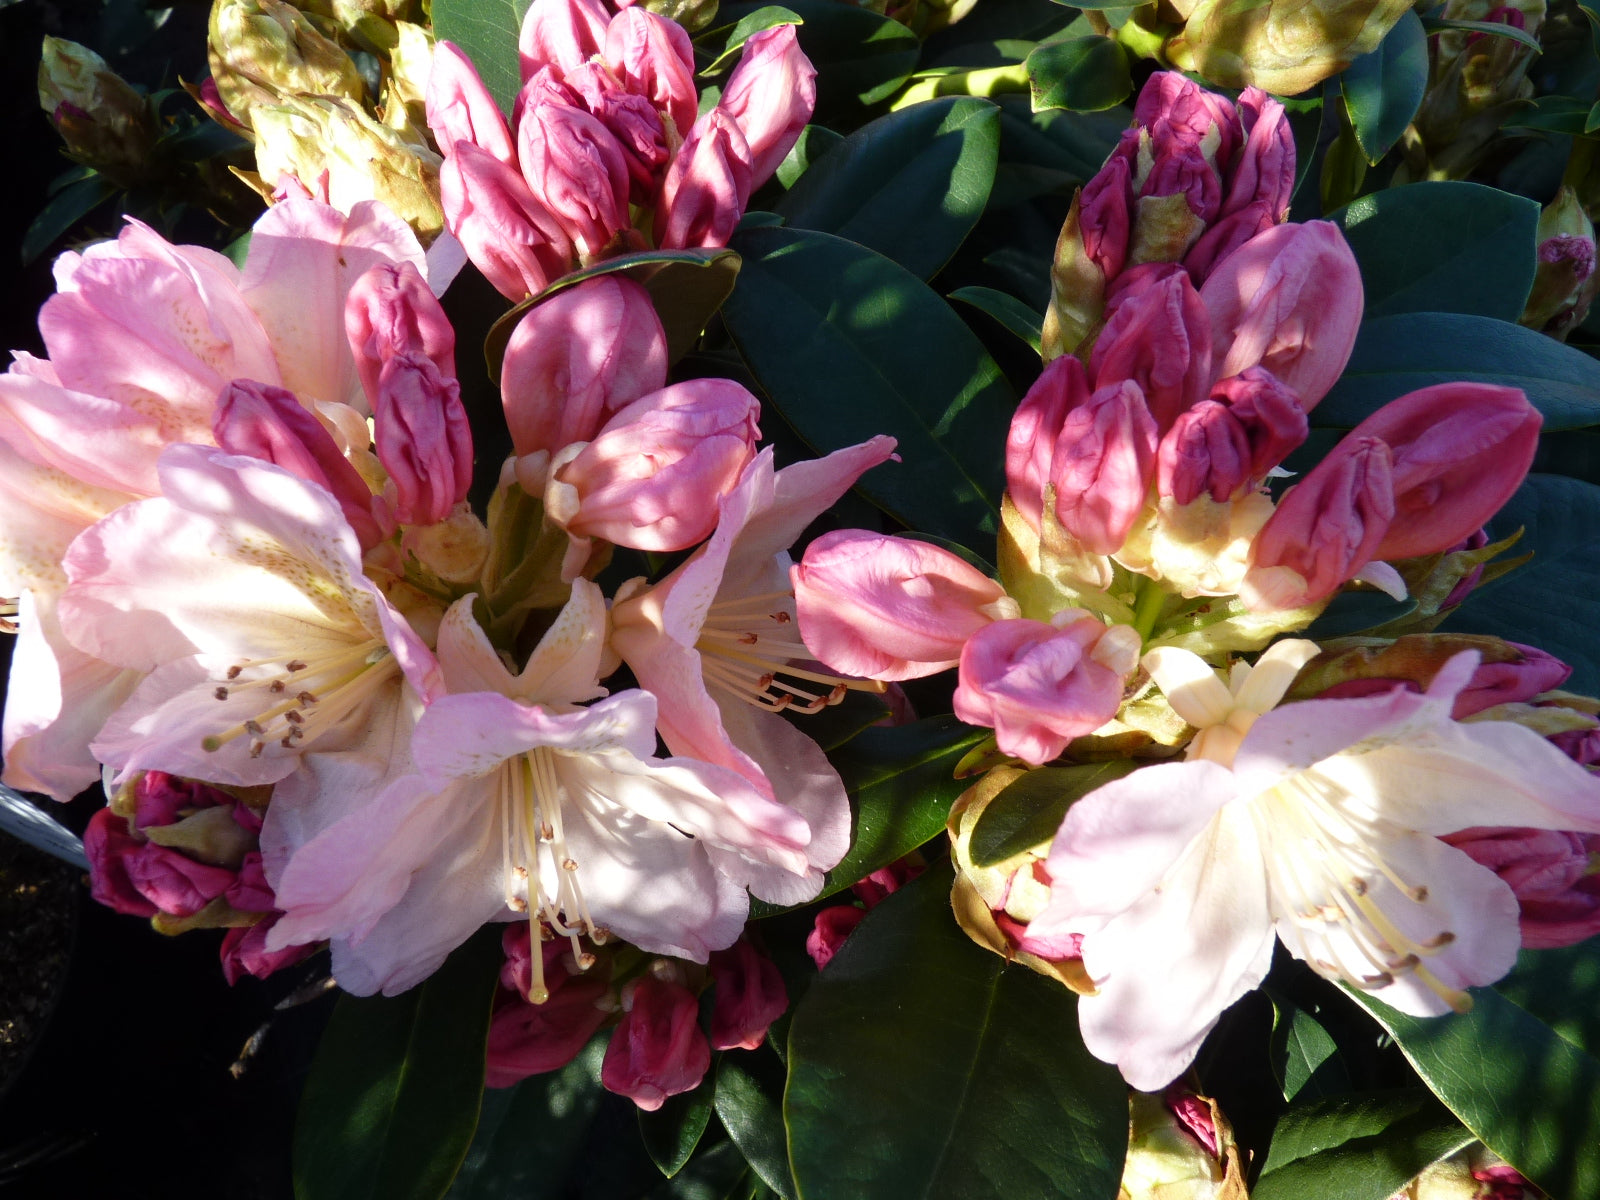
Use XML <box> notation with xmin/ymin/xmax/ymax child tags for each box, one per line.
<box><xmin>0</xmin><ymin>835</ymin><xmax>77</xmax><ymax>1101</ymax></box>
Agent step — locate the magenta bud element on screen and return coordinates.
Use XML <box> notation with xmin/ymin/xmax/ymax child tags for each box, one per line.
<box><xmin>1157</xmin><ymin>399</ymin><xmax>1252</xmax><ymax>505</ymax></box>
<box><xmin>603</xmin><ymin>7</ymin><xmax>699</xmax><ymax>142</ymax></box>
<box><xmin>440</xmin><ymin>141</ymin><xmax>574</xmax><ymax>301</ymax></box>
<box><xmin>85</xmin><ymin>808</ymin><xmax>236</xmax><ymax>919</ymax></box>
<box><xmin>1348</xmin><ymin>383</ymin><xmax>1541</xmax><ymax>562</ymax></box>
<box><xmin>1182</xmin><ymin>200</ymin><xmax>1276</xmax><ymax>283</ymax></box>
<box><xmin>1077</xmin><ymin>151</ymin><xmax>1132</xmax><ymax>282</ymax></box>
<box><xmin>84</xmin><ymin>809</ymin><xmax>159</xmax><ymax>917</ymax></box>
<box><xmin>225</xmin><ymin>851</ymin><xmax>277</xmax><ymax>913</ymax></box>
<box><xmin>1090</xmin><ymin>269</ymin><xmax>1212</xmax><ymax>432</ymax></box>
<box><xmin>1006</xmin><ymin>355</ymin><xmax>1091</xmax><ymax>531</ymax></box>
<box><xmin>554</xmin><ymin>378</ymin><xmax>759</xmax><ymax>551</ymax></box>
<box><xmin>512</xmin><ymin>64</ymin><xmax>582</xmax><ymax>131</ymax></box>
<box><xmin>486</xmin><ymin>975</ymin><xmax>611</xmax><ymax>1086</ymax></box>
<box><xmin>373</xmin><ymin>354</ymin><xmax>474</xmax><ymax>527</ymax></box>
<box><xmin>708</xmin><ymin>939</ymin><xmax>787</xmax><ymax>1051</ymax></box>
<box><xmin>519</xmin><ymin>0</ymin><xmax>609</xmax><ymax>78</ymax></box>
<box><xmin>220</xmin><ymin>916</ymin><xmax>316</xmax><ymax>985</ymax></box>
<box><xmin>1244</xmin><ymin>435</ymin><xmax>1395</xmax><ymax>610</ymax></box>
<box><xmin>806</xmin><ymin>904</ymin><xmax>865</xmax><ymax>970</ymax></box>
<box><xmin>426</xmin><ymin>41</ymin><xmax>517</xmax><ymax>166</ymax></box>
<box><xmin>1223</xmin><ymin>88</ymin><xmax>1295</xmax><ymax>223</ymax></box>
<box><xmin>564</xmin><ymin>61</ymin><xmax>670</xmax><ymax>204</ymax></box>
<box><xmin>1210</xmin><ymin>366</ymin><xmax>1308</xmax><ymax>481</ymax></box>
<box><xmin>1134</xmin><ymin>71</ymin><xmax>1243</xmax><ymax>166</ymax></box>
<box><xmin>132</xmin><ymin>770</ymin><xmax>232</xmax><ymax>830</ymax></box>
<box><xmin>601</xmin><ymin>976</ymin><xmax>711</xmax><ymax>1111</ymax></box>
<box><xmin>518</xmin><ymin>99</ymin><xmax>632</xmax><ymax>259</ymax></box>
<box><xmin>213</xmin><ymin>380</ymin><xmax>390</xmax><ymax>550</ymax></box>
<box><xmin>345</xmin><ymin>261</ymin><xmax>457</xmax><ymax>408</ymax></box>
<box><xmin>654</xmin><ymin>108</ymin><xmax>754</xmax><ymax>251</ymax></box>
<box><xmin>501</xmin><ymin>275</ymin><xmax>669</xmax><ymax>457</ymax></box>
<box><xmin>718</xmin><ymin>24</ymin><xmax>816</xmax><ymax>186</ymax></box>
<box><xmin>1050</xmin><ymin>380</ymin><xmax>1159</xmax><ymax>556</ymax></box>
<box><xmin>1442</xmin><ymin>828</ymin><xmax>1600</xmax><ymax>950</ymax></box>
<box><xmin>1451</xmin><ymin>642</ymin><xmax>1572</xmax><ymax>717</ymax></box>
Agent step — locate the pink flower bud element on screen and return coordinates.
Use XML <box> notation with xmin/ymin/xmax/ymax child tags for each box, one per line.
<box><xmin>1243</xmin><ymin>435</ymin><xmax>1395</xmax><ymax>610</ymax></box>
<box><xmin>806</xmin><ymin>905</ymin><xmax>865</xmax><ymax>970</ymax></box>
<box><xmin>1222</xmin><ymin>89</ymin><xmax>1294</xmax><ymax>223</ymax></box>
<box><xmin>603</xmin><ymin>7</ymin><xmax>698</xmax><ymax>142</ymax></box>
<box><xmin>1139</xmin><ymin>130</ymin><xmax>1224</xmax><ymax>227</ymax></box>
<box><xmin>793</xmin><ymin>530</ymin><xmax>1013</xmax><ymax>681</ymax></box>
<box><xmin>1202</xmin><ymin>221</ymin><xmax>1363</xmax><ymax>412</ymax></box>
<box><xmin>131</xmin><ymin>770</ymin><xmax>232</xmax><ymax>830</ymax></box>
<box><xmin>500</xmin><ymin>275</ymin><xmax>668</xmax><ymax>457</ymax></box>
<box><xmin>953</xmin><ymin>614</ymin><xmax>1139</xmax><ymax>765</ymax></box>
<box><xmin>853</xmin><ymin>859</ymin><xmax>922</xmax><ymax>906</ymax></box>
<box><xmin>220</xmin><ymin>916</ymin><xmax>316</xmax><ymax>985</ymax></box>
<box><xmin>519</xmin><ymin>0</ymin><xmax>609</xmax><ymax>78</ymax></box>
<box><xmin>1090</xmin><ymin>269</ymin><xmax>1212</xmax><ymax>432</ymax></box>
<box><xmin>86</xmin><ymin>809</ymin><xmax>237</xmax><ymax>919</ymax></box>
<box><xmin>554</xmin><ymin>378</ymin><xmax>760</xmax><ymax>550</ymax></box>
<box><xmin>564</xmin><ymin>61</ymin><xmax>670</xmax><ymax>204</ymax></box>
<box><xmin>1077</xmin><ymin>152</ymin><xmax>1132</xmax><ymax>282</ymax></box>
<box><xmin>1211</xmin><ymin>366</ymin><xmax>1308</xmax><ymax>480</ymax></box>
<box><xmin>1442</xmin><ymin>828</ymin><xmax>1600</xmax><ymax>950</ymax></box>
<box><xmin>718</xmin><ymin>24</ymin><xmax>816</xmax><ymax>186</ymax></box>
<box><xmin>1182</xmin><ymin>200</ymin><xmax>1275</xmax><ymax>283</ymax></box>
<box><xmin>512</xmin><ymin>65</ymin><xmax>582</xmax><ymax>130</ymax></box>
<box><xmin>1133</xmin><ymin>72</ymin><xmax>1243</xmax><ymax>166</ymax></box>
<box><xmin>1347</xmin><ymin>383</ymin><xmax>1541</xmax><ymax>562</ymax></box>
<box><xmin>517</xmin><ymin>100</ymin><xmax>631</xmax><ymax>259</ymax></box>
<box><xmin>1454</xmin><ymin>642</ymin><xmax>1572</xmax><ymax>717</ymax></box>
<box><xmin>654</xmin><ymin>108</ymin><xmax>754</xmax><ymax>251</ymax></box>
<box><xmin>708</xmin><ymin>939</ymin><xmax>787</xmax><ymax>1051</ymax></box>
<box><xmin>487</xmin><ymin>975</ymin><xmax>612</xmax><ymax>1086</ymax></box>
<box><xmin>601</xmin><ymin>975</ymin><xmax>711</xmax><ymax>1111</ymax></box>
<box><xmin>1007</xmin><ymin>356</ymin><xmax>1090</xmax><ymax>530</ymax></box>
<box><xmin>1157</xmin><ymin>400</ymin><xmax>1252</xmax><ymax>505</ymax></box>
<box><xmin>212</xmin><ymin>380</ymin><xmax>389</xmax><ymax>550</ymax></box>
<box><xmin>345</xmin><ymin>261</ymin><xmax>457</xmax><ymax>408</ymax></box>
<box><xmin>373</xmin><ymin>354</ymin><xmax>474</xmax><ymax>526</ymax></box>
<box><xmin>226</xmin><ymin>851</ymin><xmax>277</xmax><ymax>913</ymax></box>
<box><xmin>440</xmin><ymin>141</ymin><xmax>574</xmax><ymax>301</ymax></box>
<box><xmin>1049</xmin><ymin>380</ymin><xmax>1159</xmax><ymax>556</ymax></box>
<box><xmin>84</xmin><ymin>808</ymin><xmax>159</xmax><ymax>917</ymax></box>
<box><xmin>426</xmin><ymin>42</ymin><xmax>517</xmax><ymax>166</ymax></box>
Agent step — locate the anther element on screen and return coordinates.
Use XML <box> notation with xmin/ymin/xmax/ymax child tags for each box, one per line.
<box><xmin>249</xmin><ymin>741</ymin><xmax>265</xmax><ymax>759</ymax></box>
<box><xmin>576</xmin><ymin>952</ymin><xmax>596</xmax><ymax>971</ymax></box>
<box><xmin>1421</xmin><ymin>930</ymin><xmax>1456</xmax><ymax>949</ymax></box>
<box><xmin>284</xmin><ymin>710</ymin><xmax>304</xmax><ymax>725</ymax></box>
<box><xmin>285</xmin><ymin>660</ymin><xmax>307</xmax><ymax>672</ymax></box>
<box><xmin>213</xmin><ymin>687</ymin><xmax>229</xmax><ymax>701</ymax></box>
<box><xmin>297</xmin><ymin>691</ymin><xmax>317</xmax><ymax>706</ymax></box>
<box><xmin>509</xmin><ymin>897</ymin><xmax>528</xmax><ymax>912</ymax></box>
<box><xmin>1360</xmin><ymin>971</ymin><xmax>1395</xmax><ymax>987</ymax></box>
<box><xmin>244</xmin><ymin>720</ymin><xmax>265</xmax><ymax>737</ymax></box>
<box><xmin>226</xmin><ymin>665</ymin><xmax>244</xmax><ymax>680</ymax></box>
<box><xmin>269</xmin><ymin>680</ymin><xmax>286</xmax><ymax>694</ymax></box>
<box><xmin>1409</xmin><ymin>885</ymin><xmax>1429</xmax><ymax>903</ymax></box>
<box><xmin>539</xmin><ymin>822</ymin><xmax>554</xmax><ymax>841</ymax></box>
<box><xmin>1349</xmin><ymin>877</ymin><xmax>1368</xmax><ymax>897</ymax></box>
<box><xmin>562</xmin><ymin>858</ymin><xmax>578</xmax><ymax>872</ymax></box>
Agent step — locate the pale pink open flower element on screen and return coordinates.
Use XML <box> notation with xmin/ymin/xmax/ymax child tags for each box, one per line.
<box><xmin>609</xmin><ymin>440</ymin><xmax>897</xmax><ymax>905</ymax></box>
<box><xmin>1026</xmin><ymin>641</ymin><xmax>1600</xmax><ymax>1090</ymax></box>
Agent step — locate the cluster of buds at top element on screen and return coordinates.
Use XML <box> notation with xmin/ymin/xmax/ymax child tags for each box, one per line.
<box><xmin>426</xmin><ymin>0</ymin><xmax>815</xmax><ymax>300</ymax></box>
<box><xmin>204</xmin><ymin>0</ymin><xmax>444</xmax><ymax>239</ymax></box>
<box><xmin>37</xmin><ymin>38</ymin><xmax>160</xmax><ymax>187</ymax></box>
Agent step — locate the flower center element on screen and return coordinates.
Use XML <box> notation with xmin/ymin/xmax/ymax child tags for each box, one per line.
<box><xmin>500</xmin><ymin>746</ymin><xmax>606</xmax><ymax>1004</ymax></box>
<box><xmin>1255</xmin><ymin>771</ymin><xmax>1470</xmax><ymax>1013</ymax></box>
<box><xmin>697</xmin><ymin>590</ymin><xmax>886</xmax><ymax>713</ymax></box>
<box><xmin>202</xmin><ymin>639</ymin><xmax>397</xmax><ymax>758</ymax></box>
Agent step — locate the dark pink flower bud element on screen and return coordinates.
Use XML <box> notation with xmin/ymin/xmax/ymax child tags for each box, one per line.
<box><xmin>954</xmin><ymin>615</ymin><xmax>1139</xmax><ymax>765</ymax></box>
<box><xmin>708</xmin><ymin>939</ymin><xmax>787</xmax><ymax>1051</ymax></box>
<box><xmin>500</xmin><ymin>275</ymin><xmax>668</xmax><ymax>457</ymax></box>
<box><xmin>1442</xmin><ymin>828</ymin><xmax>1600</xmax><ymax>950</ymax></box>
<box><xmin>1090</xmin><ymin>269</ymin><xmax>1212</xmax><ymax>432</ymax></box>
<box><xmin>1077</xmin><ymin>152</ymin><xmax>1132</xmax><ymax>281</ymax></box>
<box><xmin>486</xmin><ymin>975</ymin><xmax>612</xmax><ymax>1086</ymax></box>
<box><xmin>1551</xmin><ymin>726</ymin><xmax>1600</xmax><ymax>765</ymax></box>
<box><xmin>426</xmin><ymin>42</ymin><xmax>517</xmax><ymax>166</ymax></box>
<box><xmin>220</xmin><ymin>916</ymin><xmax>316</xmax><ymax>985</ymax></box>
<box><xmin>373</xmin><ymin>355</ymin><xmax>474</xmax><ymax>527</ymax></box>
<box><xmin>226</xmin><ymin>851</ymin><xmax>277</xmax><ymax>913</ymax></box>
<box><xmin>601</xmin><ymin>976</ymin><xmax>711</xmax><ymax>1111</ymax></box>
<box><xmin>132</xmin><ymin>770</ymin><xmax>230</xmax><ymax>830</ymax></box>
<box><xmin>85</xmin><ymin>809</ymin><xmax>159</xmax><ymax>917</ymax></box>
<box><xmin>564</xmin><ymin>62</ymin><xmax>670</xmax><ymax>203</ymax></box>
<box><xmin>1222</xmin><ymin>89</ymin><xmax>1294</xmax><ymax>223</ymax></box>
<box><xmin>1140</xmin><ymin>132</ymin><xmax>1223</xmax><ymax>226</ymax></box>
<box><xmin>345</xmin><ymin>261</ymin><xmax>457</xmax><ymax>408</ymax></box>
<box><xmin>793</xmin><ymin>530</ymin><xmax>1014</xmax><ymax>681</ymax></box>
<box><xmin>1182</xmin><ymin>200</ymin><xmax>1275</xmax><ymax>283</ymax></box>
<box><xmin>512</xmin><ymin>65</ymin><xmax>582</xmax><ymax>131</ymax></box>
<box><xmin>1211</xmin><ymin>366</ymin><xmax>1307</xmax><ymax>481</ymax></box>
<box><xmin>518</xmin><ymin>100</ymin><xmax>632</xmax><ymax>259</ymax></box>
<box><xmin>1347</xmin><ymin>383</ymin><xmax>1541</xmax><ymax>562</ymax></box>
<box><xmin>1157</xmin><ymin>400</ymin><xmax>1252</xmax><ymax>504</ymax></box>
<box><xmin>440</xmin><ymin>142</ymin><xmax>574</xmax><ymax>301</ymax></box>
<box><xmin>1452</xmin><ymin>642</ymin><xmax>1571</xmax><ymax>717</ymax></box>
<box><xmin>852</xmin><ymin>859</ymin><xmax>922</xmax><ymax>907</ymax></box>
<box><xmin>519</xmin><ymin>0</ymin><xmax>609</xmax><ymax>78</ymax></box>
<box><xmin>86</xmin><ymin>804</ymin><xmax>238</xmax><ymax>919</ymax></box>
<box><xmin>603</xmin><ymin>7</ymin><xmax>698</xmax><ymax>142</ymax></box>
<box><xmin>1133</xmin><ymin>72</ymin><xmax>1243</xmax><ymax>166</ymax></box>
<box><xmin>1049</xmin><ymin>380</ymin><xmax>1159</xmax><ymax>556</ymax></box>
<box><xmin>806</xmin><ymin>904</ymin><xmax>865</xmax><ymax>970</ymax></box>
<box><xmin>655</xmin><ymin>108</ymin><xmax>754</xmax><ymax>251</ymax></box>
<box><xmin>718</xmin><ymin>24</ymin><xmax>816</xmax><ymax>187</ymax></box>
<box><xmin>553</xmin><ymin>378</ymin><xmax>760</xmax><ymax>550</ymax></box>
<box><xmin>1007</xmin><ymin>356</ymin><xmax>1091</xmax><ymax>530</ymax></box>
<box><xmin>213</xmin><ymin>380</ymin><xmax>389</xmax><ymax>550</ymax></box>
<box><xmin>1243</xmin><ymin>436</ymin><xmax>1395</xmax><ymax>610</ymax></box>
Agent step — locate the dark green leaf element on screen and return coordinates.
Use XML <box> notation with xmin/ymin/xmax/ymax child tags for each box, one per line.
<box><xmin>1313</xmin><ymin>314</ymin><xmax>1600</xmax><ymax>431</ymax></box>
<box><xmin>1340</xmin><ymin>10</ymin><xmax>1428</xmax><ymax>164</ymax></box>
<box><xmin>949</xmin><ymin>286</ymin><xmax>1044</xmax><ymax>353</ymax></box>
<box><xmin>1532</xmin><ymin>428</ymin><xmax>1600</xmax><ymax>485</ymax></box>
<box><xmin>224</xmin><ymin>231</ymin><xmax>253</xmax><ymax>271</ymax></box>
<box><xmin>484</xmin><ymin>248</ymin><xmax>741</xmax><ymax>380</ymax></box>
<box><xmin>1025</xmin><ymin>35</ymin><xmax>1131</xmax><ymax>114</ymax></box>
<box><xmin>1305</xmin><ymin>590</ymin><xmax>1419</xmax><ymax>640</ymax></box>
<box><xmin>786</xmin><ymin>864</ymin><xmax>1127</xmax><ymax>1199</ymax></box>
<box><xmin>642</xmin><ymin>1066</ymin><xmax>718</xmax><ymax>1177</ymax></box>
<box><xmin>715</xmin><ymin>1053</ymin><xmax>797</xmax><ymax>1200</ymax></box>
<box><xmin>992</xmin><ymin>95</ymin><xmax>1125</xmax><ymax>184</ymax></box>
<box><xmin>1350</xmin><ymin>988</ymin><xmax>1600</xmax><ymax>1200</ymax></box>
<box><xmin>701</xmin><ymin>7</ymin><xmax>803</xmax><ymax>73</ymax></box>
<box><xmin>445</xmin><ymin>1040</ymin><xmax>609</xmax><ymax>1199</ymax></box>
<box><xmin>433</xmin><ymin>0</ymin><xmax>531</xmax><ymax>116</ymax></box>
<box><xmin>718</xmin><ymin>0</ymin><xmax>918</xmax><ymax>117</ymax></box>
<box><xmin>1329</xmin><ymin>183</ymin><xmax>1539</xmax><ymax>322</ymax></box>
<box><xmin>21</xmin><ymin>175</ymin><xmax>117</xmax><ymax>266</ymax></box>
<box><xmin>775</xmin><ymin>97</ymin><xmax>1000</xmax><ymax>280</ymax></box>
<box><xmin>1494</xmin><ymin>944</ymin><xmax>1600</xmax><ymax>1053</ymax></box>
<box><xmin>723</xmin><ymin>226</ymin><xmax>1016</xmax><ymax>546</ymax></box>
<box><xmin>777</xmin><ymin>125</ymin><xmax>844</xmax><ymax>189</ymax></box>
<box><xmin>1442</xmin><ymin>474</ymin><xmax>1600</xmax><ymax>695</ymax></box>
<box><xmin>295</xmin><ymin>929</ymin><xmax>503</xmax><ymax>1200</ymax></box>
<box><xmin>1268</xmin><ymin>998</ymin><xmax>1352</xmax><ymax>1103</ymax></box>
<box><xmin>1502</xmin><ymin>94</ymin><xmax>1594</xmax><ymax>136</ymax></box>
<box><xmin>1419</xmin><ymin>15</ymin><xmax>1542</xmax><ymax>51</ymax></box>
<box><xmin>1254</xmin><ymin>1089</ymin><xmax>1472</xmax><ymax>1200</ymax></box>
<box><xmin>968</xmin><ymin>761</ymin><xmax>1137</xmax><ymax>867</ymax></box>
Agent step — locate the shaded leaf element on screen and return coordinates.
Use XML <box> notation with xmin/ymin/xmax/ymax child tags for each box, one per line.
<box><xmin>1340</xmin><ymin>10</ymin><xmax>1428</xmax><ymax>164</ymax></box>
<box><xmin>714</xmin><ymin>1052</ymin><xmax>796</xmax><ymax>1200</ymax></box>
<box><xmin>641</xmin><ymin>1067</ymin><xmax>718</xmax><ymax>1178</ymax></box>
<box><xmin>1025</xmin><ymin>35</ymin><xmax>1131</xmax><ymax>114</ymax></box>
<box><xmin>968</xmin><ymin>761</ymin><xmax>1137</xmax><ymax>867</ymax></box>
<box><xmin>21</xmin><ymin>174</ymin><xmax>117</xmax><ymax>266</ymax></box>
<box><xmin>433</xmin><ymin>0</ymin><xmax>532</xmax><ymax>116</ymax></box>
<box><xmin>949</xmin><ymin>286</ymin><xmax>1044</xmax><ymax>353</ymax></box>
<box><xmin>719</xmin><ymin>0</ymin><xmax>918</xmax><ymax>118</ymax></box>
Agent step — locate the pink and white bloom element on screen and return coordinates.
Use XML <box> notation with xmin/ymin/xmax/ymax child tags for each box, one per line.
<box><xmin>608</xmin><ymin>440</ymin><xmax>896</xmax><ymax>904</ymax></box>
<box><xmin>1026</xmin><ymin>640</ymin><xmax>1600</xmax><ymax>1090</ymax></box>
